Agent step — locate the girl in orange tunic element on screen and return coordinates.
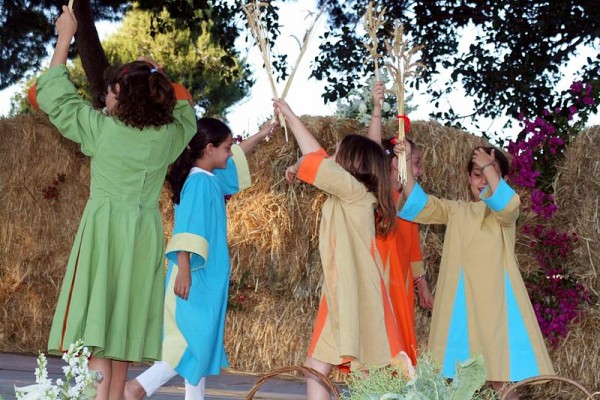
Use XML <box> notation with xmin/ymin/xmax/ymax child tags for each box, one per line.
<box><xmin>274</xmin><ymin>98</ymin><xmax>409</xmax><ymax>400</ymax></box>
<box><xmin>367</xmin><ymin>82</ymin><xmax>434</xmax><ymax>364</ymax></box>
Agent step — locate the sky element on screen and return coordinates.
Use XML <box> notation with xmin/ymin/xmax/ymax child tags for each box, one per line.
<box><xmin>1</xmin><ymin>0</ymin><xmax>598</xmax><ymax>141</ymax></box>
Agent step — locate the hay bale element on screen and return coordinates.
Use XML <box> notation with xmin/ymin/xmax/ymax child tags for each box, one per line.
<box><xmin>2</xmin><ymin>113</ymin><xmax>599</xmax><ymax>398</ymax></box>
<box><xmin>0</xmin><ymin>114</ymin><xmax>89</xmax><ymax>352</ymax></box>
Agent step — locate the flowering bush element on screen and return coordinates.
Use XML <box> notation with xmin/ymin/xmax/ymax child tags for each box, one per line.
<box><xmin>507</xmin><ymin>80</ymin><xmax>598</xmax><ymax>347</ymax></box>
<box><xmin>14</xmin><ymin>340</ymin><xmax>100</xmax><ymax>400</ymax></box>
<box><xmin>335</xmin><ymin>73</ymin><xmax>406</xmax><ymax>125</ymax></box>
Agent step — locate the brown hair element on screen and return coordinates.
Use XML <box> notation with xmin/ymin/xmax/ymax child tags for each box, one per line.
<box><xmin>335</xmin><ymin>134</ymin><xmax>396</xmax><ymax>236</ymax></box>
<box><xmin>104</xmin><ymin>61</ymin><xmax>176</xmax><ymax>129</ymax></box>
<box><xmin>166</xmin><ymin>118</ymin><xmax>232</xmax><ymax>204</ymax></box>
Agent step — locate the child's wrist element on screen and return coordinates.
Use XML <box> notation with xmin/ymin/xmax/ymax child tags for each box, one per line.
<box><xmin>481</xmin><ymin>162</ymin><xmax>494</xmax><ymax>171</ymax></box>
<box><xmin>414</xmin><ymin>274</ymin><xmax>426</xmax><ymax>286</ymax></box>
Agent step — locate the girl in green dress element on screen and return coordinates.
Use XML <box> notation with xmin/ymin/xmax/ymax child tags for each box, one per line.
<box><xmin>30</xmin><ymin>6</ymin><xmax>197</xmax><ymax>400</ymax></box>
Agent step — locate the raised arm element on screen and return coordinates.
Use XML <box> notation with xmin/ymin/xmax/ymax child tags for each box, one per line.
<box><xmin>367</xmin><ymin>81</ymin><xmax>385</xmax><ymax>144</ymax></box>
<box><xmin>50</xmin><ymin>6</ymin><xmax>77</xmax><ymax>68</ymax></box>
<box><xmin>472</xmin><ymin>148</ymin><xmax>501</xmax><ymax>195</ymax></box>
<box><xmin>273</xmin><ymin>98</ymin><xmax>321</xmax><ymax>155</ymax></box>
<box><xmin>394</xmin><ymin>139</ymin><xmax>416</xmax><ymax>199</ymax></box>
<box><xmin>238</xmin><ymin>120</ymin><xmax>279</xmax><ymax>155</ymax></box>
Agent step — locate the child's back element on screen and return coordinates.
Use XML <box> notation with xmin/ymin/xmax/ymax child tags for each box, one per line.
<box><xmin>33</xmin><ymin>62</ymin><xmax>197</xmax><ymax>362</ymax></box>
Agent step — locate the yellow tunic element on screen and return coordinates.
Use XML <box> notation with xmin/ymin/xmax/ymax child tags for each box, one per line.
<box><xmin>297</xmin><ymin>149</ymin><xmax>403</xmax><ymax>371</ymax></box>
<box><xmin>400</xmin><ymin>181</ymin><xmax>554</xmax><ymax>381</ymax></box>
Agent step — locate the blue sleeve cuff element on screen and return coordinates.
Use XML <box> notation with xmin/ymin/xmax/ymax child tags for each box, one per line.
<box><xmin>399</xmin><ymin>183</ymin><xmax>428</xmax><ymax>221</ymax></box>
<box><xmin>481</xmin><ymin>179</ymin><xmax>515</xmax><ymax>212</ymax></box>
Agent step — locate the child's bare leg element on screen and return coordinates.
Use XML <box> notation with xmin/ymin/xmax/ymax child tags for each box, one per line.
<box><xmin>89</xmin><ymin>357</ymin><xmax>111</xmax><ymax>400</ymax></box>
<box><xmin>491</xmin><ymin>381</ymin><xmax>519</xmax><ymax>400</ymax></box>
<box><xmin>304</xmin><ymin>356</ymin><xmax>333</xmax><ymax>400</ymax></box>
<box><xmin>123</xmin><ymin>379</ymin><xmax>146</xmax><ymax>400</ymax></box>
<box><xmin>109</xmin><ymin>360</ymin><xmax>129</xmax><ymax>400</ymax></box>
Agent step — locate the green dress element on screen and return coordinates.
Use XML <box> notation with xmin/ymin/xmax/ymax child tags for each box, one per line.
<box><xmin>36</xmin><ymin>65</ymin><xmax>197</xmax><ymax>362</ymax></box>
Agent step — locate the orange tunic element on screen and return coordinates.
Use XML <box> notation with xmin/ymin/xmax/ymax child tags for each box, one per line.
<box><xmin>376</xmin><ymin>192</ymin><xmax>421</xmax><ymax>364</ymax></box>
<box><xmin>298</xmin><ymin>149</ymin><xmax>405</xmax><ymax>371</ymax></box>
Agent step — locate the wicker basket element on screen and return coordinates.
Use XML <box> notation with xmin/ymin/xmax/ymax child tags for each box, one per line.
<box><xmin>500</xmin><ymin>375</ymin><xmax>597</xmax><ymax>399</ymax></box>
<box><xmin>246</xmin><ymin>365</ymin><xmax>341</xmax><ymax>399</ymax></box>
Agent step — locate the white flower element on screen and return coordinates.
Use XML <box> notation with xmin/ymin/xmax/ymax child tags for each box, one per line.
<box><xmin>14</xmin><ymin>339</ymin><xmax>99</xmax><ymax>400</ymax></box>
<box><xmin>358</xmin><ymin>102</ymin><xmax>368</xmax><ymax>113</ymax></box>
<box><xmin>382</xmin><ymin>101</ymin><xmax>391</xmax><ymax>112</ymax></box>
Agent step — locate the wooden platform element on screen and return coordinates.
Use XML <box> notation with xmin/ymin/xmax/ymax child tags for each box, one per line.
<box><xmin>0</xmin><ymin>353</ymin><xmax>336</xmax><ymax>399</ymax></box>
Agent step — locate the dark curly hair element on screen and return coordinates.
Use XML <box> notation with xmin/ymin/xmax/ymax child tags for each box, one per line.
<box><xmin>104</xmin><ymin>61</ymin><xmax>176</xmax><ymax>129</ymax></box>
<box><xmin>335</xmin><ymin>134</ymin><xmax>396</xmax><ymax>236</ymax></box>
<box><xmin>166</xmin><ymin>117</ymin><xmax>232</xmax><ymax>204</ymax></box>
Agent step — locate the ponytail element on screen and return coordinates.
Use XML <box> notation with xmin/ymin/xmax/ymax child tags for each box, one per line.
<box><xmin>166</xmin><ymin>117</ymin><xmax>232</xmax><ymax>204</ymax></box>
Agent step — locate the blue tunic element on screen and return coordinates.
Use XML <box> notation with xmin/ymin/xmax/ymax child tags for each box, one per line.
<box><xmin>161</xmin><ymin>145</ymin><xmax>250</xmax><ymax>385</ymax></box>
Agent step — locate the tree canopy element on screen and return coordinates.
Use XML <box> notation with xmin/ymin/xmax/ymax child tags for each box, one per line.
<box><xmin>313</xmin><ymin>0</ymin><xmax>600</xmax><ymax>132</ymax></box>
<box><xmin>2</xmin><ymin>0</ymin><xmax>598</xmax><ymax>134</ymax></box>
<box><xmin>0</xmin><ymin>0</ymin><xmax>258</xmax><ymax>109</ymax></box>
<box><xmin>8</xmin><ymin>6</ymin><xmax>251</xmax><ymax>117</ymax></box>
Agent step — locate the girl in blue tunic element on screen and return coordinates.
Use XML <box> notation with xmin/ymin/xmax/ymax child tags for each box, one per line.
<box><xmin>125</xmin><ymin>117</ymin><xmax>277</xmax><ymax>400</ymax></box>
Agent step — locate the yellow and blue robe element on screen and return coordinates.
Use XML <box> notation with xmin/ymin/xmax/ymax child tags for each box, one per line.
<box><xmin>400</xmin><ymin>180</ymin><xmax>554</xmax><ymax>381</ymax></box>
<box><xmin>161</xmin><ymin>145</ymin><xmax>250</xmax><ymax>385</ymax></box>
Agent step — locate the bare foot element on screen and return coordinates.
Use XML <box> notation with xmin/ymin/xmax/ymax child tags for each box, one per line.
<box><xmin>123</xmin><ymin>379</ymin><xmax>146</xmax><ymax>400</ymax></box>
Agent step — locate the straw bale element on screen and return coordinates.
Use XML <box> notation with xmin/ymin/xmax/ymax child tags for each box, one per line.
<box><xmin>2</xmin><ymin>113</ymin><xmax>600</xmax><ymax>397</ymax></box>
<box><xmin>0</xmin><ymin>114</ymin><xmax>89</xmax><ymax>352</ymax></box>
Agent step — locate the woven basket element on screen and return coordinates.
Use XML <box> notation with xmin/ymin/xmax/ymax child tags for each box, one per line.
<box><xmin>246</xmin><ymin>365</ymin><xmax>341</xmax><ymax>399</ymax></box>
<box><xmin>500</xmin><ymin>375</ymin><xmax>597</xmax><ymax>399</ymax></box>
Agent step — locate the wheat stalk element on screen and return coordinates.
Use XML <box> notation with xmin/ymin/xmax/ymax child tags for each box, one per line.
<box><xmin>280</xmin><ymin>10</ymin><xmax>322</xmax><ymax>100</ymax></box>
<box><xmin>363</xmin><ymin>2</ymin><xmax>386</xmax><ymax>83</ymax></box>
<box><xmin>384</xmin><ymin>21</ymin><xmax>424</xmax><ymax>184</ymax></box>
<box><xmin>242</xmin><ymin>1</ymin><xmax>288</xmax><ymax>140</ymax></box>
<box><xmin>68</xmin><ymin>0</ymin><xmax>74</xmax><ymax>10</ymax></box>
<box><xmin>242</xmin><ymin>2</ymin><xmax>323</xmax><ymax>142</ymax></box>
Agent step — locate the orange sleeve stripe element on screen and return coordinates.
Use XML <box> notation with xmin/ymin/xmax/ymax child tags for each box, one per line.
<box><xmin>297</xmin><ymin>148</ymin><xmax>328</xmax><ymax>184</ymax></box>
<box><xmin>28</xmin><ymin>82</ymin><xmax>39</xmax><ymax>110</ymax></box>
<box><xmin>172</xmin><ymin>83</ymin><xmax>193</xmax><ymax>102</ymax></box>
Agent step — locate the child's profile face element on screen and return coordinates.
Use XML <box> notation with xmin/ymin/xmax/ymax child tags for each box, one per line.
<box><xmin>212</xmin><ymin>134</ymin><xmax>234</xmax><ymax>170</ymax></box>
<box><xmin>411</xmin><ymin>148</ymin><xmax>423</xmax><ymax>178</ymax></box>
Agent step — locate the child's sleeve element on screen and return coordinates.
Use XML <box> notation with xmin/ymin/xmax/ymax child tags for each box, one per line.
<box><xmin>297</xmin><ymin>149</ymin><xmax>372</xmax><ymax>202</ymax></box>
<box><xmin>167</xmin><ymin>83</ymin><xmax>197</xmax><ymax>163</ymax></box>
<box><xmin>480</xmin><ymin>179</ymin><xmax>520</xmax><ymax>226</ymax></box>
<box><xmin>213</xmin><ymin>144</ymin><xmax>251</xmax><ymax>196</ymax></box>
<box><xmin>165</xmin><ymin>175</ymin><xmax>211</xmax><ymax>271</ymax></box>
<box><xmin>409</xmin><ymin>222</ymin><xmax>425</xmax><ymax>278</ymax></box>
<box><xmin>399</xmin><ymin>182</ymin><xmax>453</xmax><ymax>225</ymax></box>
<box><xmin>34</xmin><ymin>65</ymin><xmax>103</xmax><ymax>156</ymax></box>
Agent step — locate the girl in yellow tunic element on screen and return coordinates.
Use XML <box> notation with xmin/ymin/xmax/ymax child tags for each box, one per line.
<box><xmin>274</xmin><ymin>99</ymin><xmax>407</xmax><ymax>400</ymax></box>
<box><xmin>396</xmin><ymin>142</ymin><xmax>554</xmax><ymax>398</ymax></box>
<box><xmin>30</xmin><ymin>6</ymin><xmax>196</xmax><ymax>400</ymax></box>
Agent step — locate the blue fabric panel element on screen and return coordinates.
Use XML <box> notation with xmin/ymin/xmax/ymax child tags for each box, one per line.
<box><xmin>481</xmin><ymin>179</ymin><xmax>515</xmax><ymax>212</ymax></box>
<box><xmin>398</xmin><ymin>183</ymin><xmax>428</xmax><ymax>221</ymax></box>
<box><xmin>505</xmin><ymin>271</ymin><xmax>540</xmax><ymax>381</ymax></box>
<box><xmin>442</xmin><ymin>269</ymin><xmax>470</xmax><ymax>378</ymax></box>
